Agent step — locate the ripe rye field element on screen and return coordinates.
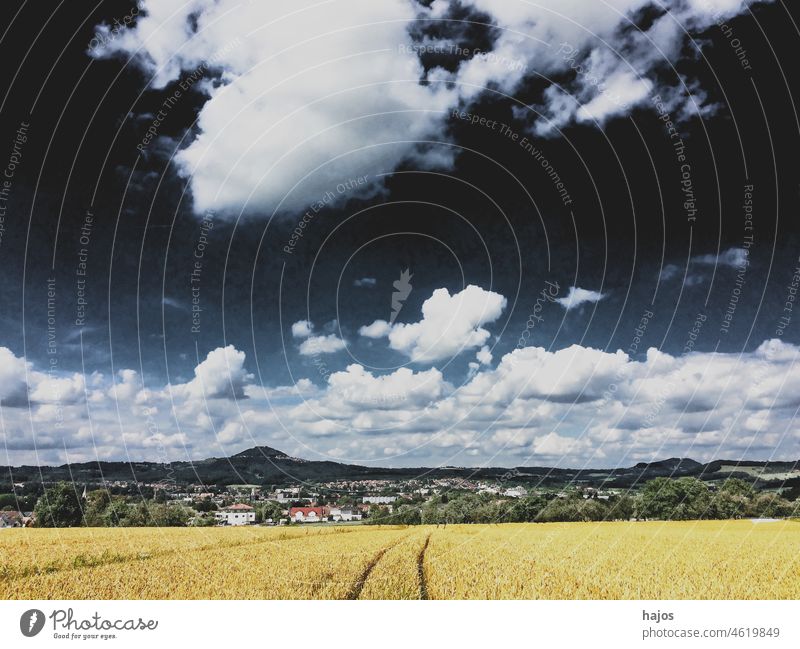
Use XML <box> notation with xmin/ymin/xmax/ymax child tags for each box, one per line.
<box><xmin>2</xmin><ymin>520</ymin><xmax>799</xmax><ymax>599</ymax></box>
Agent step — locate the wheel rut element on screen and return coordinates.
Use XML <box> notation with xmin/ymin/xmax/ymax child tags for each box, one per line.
<box><xmin>346</xmin><ymin>535</ymin><xmax>409</xmax><ymax>600</ymax></box>
<box><xmin>417</xmin><ymin>533</ymin><xmax>431</xmax><ymax>600</ymax></box>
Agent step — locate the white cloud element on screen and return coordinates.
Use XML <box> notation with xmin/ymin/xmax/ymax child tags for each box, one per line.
<box><xmin>659</xmin><ymin>263</ymin><xmax>682</xmax><ymax>282</ymax></box>
<box><xmin>660</xmin><ymin>248</ymin><xmax>750</xmax><ymax>285</ymax></box>
<box><xmin>299</xmin><ymin>334</ymin><xmax>347</xmax><ymax>356</ymax></box>
<box><xmin>693</xmin><ymin>247</ymin><xmax>749</xmax><ymax>268</ymax></box>
<box><xmin>93</xmin><ymin>0</ymin><xmax>456</xmax><ymax>216</ymax></box>
<box><xmin>358</xmin><ymin>319</ymin><xmax>392</xmax><ymax>339</ymax></box>
<box><xmin>3</xmin><ymin>337</ymin><xmax>800</xmax><ymax>467</ymax></box>
<box><xmin>90</xmin><ymin>0</ymin><xmax>772</xmax><ymax>215</ymax></box>
<box><xmin>360</xmin><ymin>285</ymin><xmax>507</xmax><ymax>363</ymax></box>
<box><xmin>180</xmin><ymin>345</ymin><xmax>254</xmax><ymax>400</ymax></box>
<box><xmin>459</xmin><ymin>0</ymin><xmax>772</xmax><ymax>135</ymax></box>
<box><xmin>532</xmin><ymin>431</ymin><xmax>593</xmax><ymax>457</ymax></box>
<box><xmin>575</xmin><ymin>71</ymin><xmax>653</xmax><ymax>123</ymax></box>
<box><xmin>317</xmin><ymin>364</ymin><xmax>448</xmax><ymax>412</ymax></box>
<box><xmin>29</xmin><ymin>374</ymin><xmax>86</xmax><ymax>405</ymax></box>
<box><xmin>0</xmin><ymin>347</ymin><xmax>29</xmax><ymax>405</ymax></box>
<box><xmin>354</xmin><ymin>277</ymin><xmax>377</xmax><ymax>288</ymax></box>
<box><xmin>291</xmin><ymin>319</ymin><xmax>314</xmax><ymax>338</ymax></box>
<box><xmin>476</xmin><ymin>345</ymin><xmax>493</xmax><ymax>366</ymax></box>
<box><xmin>556</xmin><ymin>286</ymin><xmax>606</xmax><ymax>310</ymax></box>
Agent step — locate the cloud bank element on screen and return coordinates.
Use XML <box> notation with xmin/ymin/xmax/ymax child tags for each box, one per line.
<box><xmin>3</xmin><ymin>334</ymin><xmax>798</xmax><ymax>467</ymax></box>
<box><xmin>92</xmin><ymin>0</ymin><xmax>773</xmax><ymax>216</ymax></box>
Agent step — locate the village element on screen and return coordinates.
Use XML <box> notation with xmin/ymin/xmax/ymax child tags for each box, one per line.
<box><xmin>0</xmin><ymin>475</ymin><xmax>621</xmax><ymax>528</ymax></box>
<box><xmin>6</xmin><ymin>463</ymin><xmax>794</xmax><ymax>530</ymax></box>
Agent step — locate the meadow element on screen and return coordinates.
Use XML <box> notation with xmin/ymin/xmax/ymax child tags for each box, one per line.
<box><xmin>2</xmin><ymin>520</ymin><xmax>799</xmax><ymax>599</ymax></box>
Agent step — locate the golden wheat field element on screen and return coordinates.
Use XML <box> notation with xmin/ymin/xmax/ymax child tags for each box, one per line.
<box><xmin>1</xmin><ymin>520</ymin><xmax>799</xmax><ymax>599</ymax></box>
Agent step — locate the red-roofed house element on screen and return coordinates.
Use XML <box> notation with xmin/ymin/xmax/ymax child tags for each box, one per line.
<box><xmin>289</xmin><ymin>506</ymin><xmax>326</xmax><ymax>523</ymax></box>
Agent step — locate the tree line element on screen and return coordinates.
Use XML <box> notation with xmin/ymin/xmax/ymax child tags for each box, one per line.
<box><xmin>366</xmin><ymin>478</ymin><xmax>800</xmax><ymax>525</ymax></box>
<box><xmin>29</xmin><ymin>483</ymin><xmax>293</xmax><ymax>527</ymax></box>
<box><xmin>24</xmin><ymin>477</ymin><xmax>800</xmax><ymax>527</ymax></box>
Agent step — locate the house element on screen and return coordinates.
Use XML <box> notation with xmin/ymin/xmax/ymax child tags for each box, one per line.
<box><xmin>0</xmin><ymin>511</ymin><xmax>25</xmax><ymax>528</ymax></box>
<box><xmin>0</xmin><ymin>514</ymin><xmax>18</xmax><ymax>528</ymax></box>
<box><xmin>362</xmin><ymin>496</ymin><xmax>396</xmax><ymax>504</ymax></box>
<box><xmin>271</xmin><ymin>487</ymin><xmax>301</xmax><ymax>503</ymax></box>
<box><xmin>214</xmin><ymin>503</ymin><xmax>255</xmax><ymax>526</ymax></box>
<box><xmin>328</xmin><ymin>506</ymin><xmax>362</xmax><ymax>522</ymax></box>
<box><xmin>502</xmin><ymin>487</ymin><xmax>527</xmax><ymax>499</ymax></box>
<box><xmin>289</xmin><ymin>506</ymin><xmax>326</xmax><ymax>523</ymax></box>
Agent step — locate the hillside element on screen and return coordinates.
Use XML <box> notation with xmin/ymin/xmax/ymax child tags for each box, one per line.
<box><xmin>3</xmin><ymin>446</ymin><xmax>799</xmax><ymax>489</ymax></box>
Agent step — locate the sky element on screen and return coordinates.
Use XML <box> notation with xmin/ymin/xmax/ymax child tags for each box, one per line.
<box><xmin>0</xmin><ymin>0</ymin><xmax>799</xmax><ymax>468</ymax></box>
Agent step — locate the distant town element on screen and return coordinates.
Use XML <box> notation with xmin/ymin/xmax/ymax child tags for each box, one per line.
<box><xmin>3</xmin><ymin>450</ymin><xmax>800</xmax><ymax>528</ymax></box>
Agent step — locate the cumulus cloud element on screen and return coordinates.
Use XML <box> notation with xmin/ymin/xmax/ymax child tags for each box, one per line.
<box><xmin>358</xmin><ymin>319</ymin><xmax>392</xmax><ymax>339</ymax></box>
<box><xmin>575</xmin><ymin>71</ymin><xmax>653</xmax><ymax>123</ymax></box>
<box><xmin>291</xmin><ymin>320</ymin><xmax>314</xmax><ymax>338</ymax></box>
<box><xmin>0</xmin><ymin>347</ymin><xmax>30</xmax><ymax>406</ymax></box>
<box><xmin>360</xmin><ymin>285</ymin><xmax>507</xmax><ymax>363</ymax></box>
<box><xmin>288</xmin><ymin>338</ymin><xmax>800</xmax><ymax>464</ymax></box>
<box><xmin>309</xmin><ymin>364</ymin><xmax>448</xmax><ymax>414</ymax></box>
<box><xmin>556</xmin><ymin>286</ymin><xmax>606</xmax><ymax>310</ymax></box>
<box><xmin>3</xmin><ymin>337</ymin><xmax>800</xmax><ymax>466</ymax></box>
<box><xmin>93</xmin><ymin>0</ymin><xmax>457</xmax><ymax>216</ymax></box>
<box><xmin>299</xmin><ymin>334</ymin><xmax>347</xmax><ymax>356</ymax></box>
<box><xmin>180</xmin><ymin>345</ymin><xmax>254</xmax><ymax>400</ymax></box>
<box><xmin>457</xmin><ymin>0</ymin><xmax>772</xmax><ymax>134</ymax></box>
<box><xmin>29</xmin><ymin>374</ymin><xmax>86</xmax><ymax>405</ymax></box>
<box><xmin>476</xmin><ymin>345</ymin><xmax>493</xmax><ymax>365</ymax></box>
<box><xmin>90</xmin><ymin>0</ymin><xmax>772</xmax><ymax>215</ymax></box>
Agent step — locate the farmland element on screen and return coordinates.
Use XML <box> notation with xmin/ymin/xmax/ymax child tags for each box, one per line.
<box><xmin>2</xmin><ymin>520</ymin><xmax>799</xmax><ymax>599</ymax></box>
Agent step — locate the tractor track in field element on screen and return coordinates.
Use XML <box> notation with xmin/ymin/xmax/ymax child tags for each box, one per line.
<box><xmin>346</xmin><ymin>535</ymin><xmax>409</xmax><ymax>600</ymax></box>
<box><xmin>417</xmin><ymin>533</ymin><xmax>431</xmax><ymax>600</ymax></box>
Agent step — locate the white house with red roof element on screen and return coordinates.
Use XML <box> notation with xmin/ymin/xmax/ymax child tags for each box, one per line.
<box><xmin>214</xmin><ymin>503</ymin><xmax>255</xmax><ymax>526</ymax></box>
<box><xmin>289</xmin><ymin>506</ymin><xmax>326</xmax><ymax>523</ymax></box>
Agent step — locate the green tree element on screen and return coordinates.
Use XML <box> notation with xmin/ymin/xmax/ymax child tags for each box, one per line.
<box><xmin>535</xmin><ymin>497</ymin><xmax>609</xmax><ymax>522</ymax></box>
<box><xmin>83</xmin><ymin>489</ymin><xmax>112</xmax><ymax>526</ymax></box>
<box><xmin>784</xmin><ymin>485</ymin><xmax>800</xmax><ymax>501</ymax></box>
<box><xmin>748</xmin><ymin>493</ymin><xmax>794</xmax><ymax>518</ymax></box>
<box><xmin>195</xmin><ymin>499</ymin><xmax>217</xmax><ymax>513</ymax></box>
<box><xmin>33</xmin><ymin>482</ymin><xmax>84</xmax><ymax>527</ymax></box>
<box><xmin>709</xmin><ymin>490</ymin><xmax>749</xmax><ymax>520</ymax></box>
<box><xmin>0</xmin><ymin>493</ymin><xmax>37</xmax><ymax>511</ymax></box>
<box><xmin>719</xmin><ymin>478</ymin><xmax>754</xmax><ymax>497</ymax></box>
<box><xmin>102</xmin><ymin>496</ymin><xmax>131</xmax><ymax>526</ymax></box>
<box><xmin>421</xmin><ymin>497</ymin><xmax>445</xmax><ymax>525</ymax></box>
<box><xmin>191</xmin><ymin>512</ymin><xmax>216</xmax><ymax>526</ymax></box>
<box><xmin>121</xmin><ymin>501</ymin><xmax>152</xmax><ymax>526</ymax></box>
<box><xmin>637</xmin><ymin>477</ymin><xmax>711</xmax><ymax>521</ymax></box>
<box><xmin>501</xmin><ymin>495</ymin><xmax>544</xmax><ymax>522</ymax></box>
<box><xmin>258</xmin><ymin>500</ymin><xmax>283</xmax><ymax>523</ymax></box>
<box><xmin>605</xmin><ymin>494</ymin><xmax>636</xmax><ymax>521</ymax></box>
<box><xmin>148</xmin><ymin>503</ymin><xmax>190</xmax><ymax>526</ymax></box>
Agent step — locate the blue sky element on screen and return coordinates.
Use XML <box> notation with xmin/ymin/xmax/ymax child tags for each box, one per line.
<box><xmin>1</xmin><ymin>0</ymin><xmax>799</xmax><ymax>468</ymax></box>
